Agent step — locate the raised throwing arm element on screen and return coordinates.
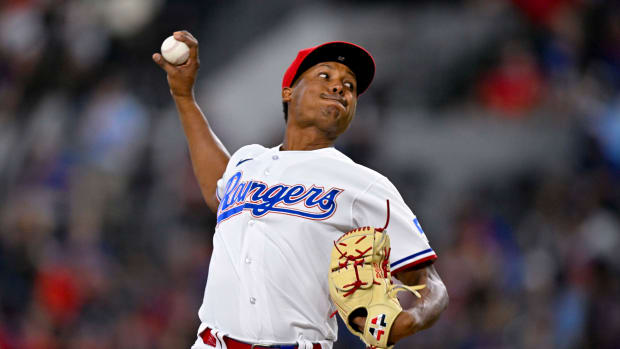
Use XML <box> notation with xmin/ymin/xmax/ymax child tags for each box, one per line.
<box><xmin>152</xmin><ymin>31</ymin><xmax>230</xmax><ymax>213</ymax></box>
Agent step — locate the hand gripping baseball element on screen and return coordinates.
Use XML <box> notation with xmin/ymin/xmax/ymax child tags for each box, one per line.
<box><xmin>152</xmin><ymin>31</ymin><xmax>200</xmax><ymax>98</ymax></box>
<box><xmin>328</xmin><ymin>200</ymin><xmax>425</xmax><ymax>349</ymax></box>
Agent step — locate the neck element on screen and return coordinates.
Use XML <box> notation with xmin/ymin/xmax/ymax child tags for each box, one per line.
<box><xmin>281</xmin><ymin>125</ymin><xmax>335</xmax><ymax>151</ymax></box>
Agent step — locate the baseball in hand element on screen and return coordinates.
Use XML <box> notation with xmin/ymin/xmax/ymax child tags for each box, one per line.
<box><xmin>160</xmin><ymin>36</ymin><xmax>190</xmax><ymax>65</ymax></box>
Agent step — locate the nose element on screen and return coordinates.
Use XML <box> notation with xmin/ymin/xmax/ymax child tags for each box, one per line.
<box><xmin>330</xmin><ymin>82</ymin><xmax>344</xmax><ymax>95</ymax></box>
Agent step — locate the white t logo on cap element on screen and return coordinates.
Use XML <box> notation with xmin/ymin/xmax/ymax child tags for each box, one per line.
<box><xmin>338</xmin><ymin>56</ymin><xmax>345</xmax><ymax>61</ymax></box>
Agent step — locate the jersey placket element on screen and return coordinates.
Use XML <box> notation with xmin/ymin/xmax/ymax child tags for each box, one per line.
<box><xmin>236</xmin><ymin>156</ymin><xmax>260</xmax><ymax>337</ymax></box>
<box><xmin>252</xmin><ymin>150</ymin><xmax>281</xmax><ymax>338</ymax></box>
<box><xmin>239</xmin><ymin>215</ymin><xmax>263</xmax><ymax>337</ymax></box>
<box><xmin>238</xmin><ymin>150</ymin><xmax>280</xmax><ymax>339</ymax></box>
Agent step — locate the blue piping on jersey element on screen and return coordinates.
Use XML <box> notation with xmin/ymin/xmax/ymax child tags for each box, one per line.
<box><xmin>390</xmin><ymin>248</ymin><xmax>435</xmax><ymax>268</ymax></box>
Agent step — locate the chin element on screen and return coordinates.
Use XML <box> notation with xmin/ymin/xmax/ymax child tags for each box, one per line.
<box><xmin>321</xmin><ymin>105</ymin><xmax>346</xmax><ymax>119</ymax></box>
<box><xmin>326</xmin><ymin>117</ymin><xmax>352</xmax><ymax>136</ymax></box>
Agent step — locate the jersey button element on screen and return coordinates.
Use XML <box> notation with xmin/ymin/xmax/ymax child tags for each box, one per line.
<box><xmin>249</xmin><ymin>297</ymin><xmax>256</xmax><ymax>304</ymax></box>
<box><xmin>245</xmin><ymin>257</ymin><xmax>251</xmax><ymax>264</ymax></box>
<box><xmin>272</xmin><ymin>155</ymin><xmax>279</xmax><ymax>160</ymax></box>
<box><xmin>248</xmin><ymin>220</ymin><xmax>255</xmax><ymax>226</ymax></box>
<box><xmin>264</xmin><ymin>169</ymin><xmax>270</xmax><ymax>176</ymax></box>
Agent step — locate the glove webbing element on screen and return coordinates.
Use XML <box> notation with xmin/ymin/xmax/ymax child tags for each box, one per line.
<box><xmin>332</xmin><ymin>200</ymin><xmax>392</xmax><ymax>298</ymax></box>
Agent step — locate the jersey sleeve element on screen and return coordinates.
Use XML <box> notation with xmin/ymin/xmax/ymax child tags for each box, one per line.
<box><xmin>215</xmin><ymin>144</ymin><xmax>266</xmax><ymax>201</ymax></box>
<box><xmin>352</xmin><ymin>176</ymin><xmax>437</xmax><ymax>274</ymax></box>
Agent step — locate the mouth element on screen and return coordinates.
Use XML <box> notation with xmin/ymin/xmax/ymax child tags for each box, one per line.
<box><xmin>320</xmin><ymin>93</ymin><xmax>347</xmax><ymax>109</ymax></box>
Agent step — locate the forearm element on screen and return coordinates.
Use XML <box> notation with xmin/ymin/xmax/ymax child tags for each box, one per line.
<box><xmin>153</xmin><ymin>31</ymin><xmax>231</xmax><ymax>213</ymax></box>
<box><xmin>173</xmin><ymin>95</ymin><xmax>230</xmax><ymax>212</ymax></box>
<box><xmin>389</xmin><ymin>265</ymin><xmax>449</xmax><ymax>343</ymax></box>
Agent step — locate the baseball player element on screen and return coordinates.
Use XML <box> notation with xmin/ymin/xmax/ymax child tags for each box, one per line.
<box><xmin>152</xmin><ymin>31</ymin><xmax>448</xmax><ymax>349</ymax></box>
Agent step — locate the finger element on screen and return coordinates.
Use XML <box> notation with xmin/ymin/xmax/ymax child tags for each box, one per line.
<box><xmin>152</xmin><ymin>53</ymin><xmax>174</xmax><ymax>73</ymax></box>
<box><xmin>179</xmin><ymin>30</ymin><xmax>198</xmax><ymax>43</ymax></box>
<box><xmin>173</xmin><ymin>31</ymin><xmax>198</xmax><ymax>48</ymax></box>
<box><xmin>352</xmin><ymin>316</ymin><xmax>366</xmax><ymax>331</ymax></box>
<box><xmin>174</xmin><ymin>31</ymin><xmax>199</xmax><ymax>63</ymax></box>
<box><xmin>178</xmin><ymin>30</ymin><xmax>197</xmax><ymax>42</ymax></box>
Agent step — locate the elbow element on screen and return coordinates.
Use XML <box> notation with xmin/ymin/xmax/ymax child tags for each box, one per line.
<box><xmin>441</xmin><ymin>285</ymin><xmax>449</xmax><ymax>313</ymax></box>
<box><xmin>414</xmin><ymin>281</ymin><xmax>449</xmax><ymax>333</ymax></box>
<box><xmin>207</xmin><ymin>202</ymin><xmax>219</xmax><ymax>214</ymax></box>
<box><xmin>203</xmin><ymin>190</ymin><xmax>220</xmax><ymax>213</ymax></box>
<box><xmin>208</xmin><ymin>200</ymin><xmax>220</xmax><ymax>214</ymax></box>
<box><xmin>429</xmin><ymin>286</ymin><xmax>449</xmax><ymax>331</ymax></box>
<box><xmin>427</xmin><ymin>282</ymin><xmax>449</xmax><ymax>329</ymax></box>
<box><xmin>437</xmin><ymin>280</ymin><xmax>449</xmax><ymax>314</ymax></box>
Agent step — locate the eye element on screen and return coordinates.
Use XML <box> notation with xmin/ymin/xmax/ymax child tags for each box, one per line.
<box><xmin>344</xmin><ymin>82</ymin><xmax>354</xmax><ymax>90</ymax></box>
<box><xmin>319</xmin><ymin>72</ymin><xmax>329</xmax><ymax>79</ymax></box>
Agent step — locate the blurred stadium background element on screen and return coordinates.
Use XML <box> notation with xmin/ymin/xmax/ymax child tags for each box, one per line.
<box><xmin>1</xmin><ymin>0</ymin><xmax>620</xmax><ymax>348</ymax></box>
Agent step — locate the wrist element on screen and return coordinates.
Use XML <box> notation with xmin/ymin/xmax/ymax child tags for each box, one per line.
<box><xmin>172</xmin><ymin>91</ymin><xmax>195</xmax><ymax>102</ymax></box>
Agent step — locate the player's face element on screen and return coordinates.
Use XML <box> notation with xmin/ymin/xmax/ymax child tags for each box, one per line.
<box><xmin>285</xmin><ymin>62</ymin><xmax>358</xmax><ymax>138</ymax></box>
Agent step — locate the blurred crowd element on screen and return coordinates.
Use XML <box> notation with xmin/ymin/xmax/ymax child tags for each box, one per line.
<box><xmin>1</xmin><ymin>0</ymin><xmax>619</xmax><ymax>348</ymax></box>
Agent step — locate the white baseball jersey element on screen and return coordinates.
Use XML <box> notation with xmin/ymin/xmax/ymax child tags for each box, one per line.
<box><xmin>192</xmin><ymin>144</ymin><xmax>436</xmax><ymax>349</ymax></box>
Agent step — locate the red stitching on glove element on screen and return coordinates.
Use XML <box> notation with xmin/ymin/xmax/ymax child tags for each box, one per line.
<box><xmin>375</xmin><ymin>200</ymin><xmax>390</xmax><ymax>232</ymax></box>
<box><xmin>355</xmin><ymin>247</ymin><xmax>372</xmax><ymax>256</ymax></box>
<box><xmin>381</xmin><ymin>247</ymin><xmax>392</xmax><ymax>279</ymax></box>
<box><xmin>342</xmin><ymin>260</ymin><xmax>368</xmax><ymax>297</ymax></box>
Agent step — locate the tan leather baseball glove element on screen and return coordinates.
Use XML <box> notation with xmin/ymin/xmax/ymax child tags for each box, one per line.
<box><xmin>328</xmin><ymin>201</ymin><xmax>425</xmax><ymax>349</ymax></box>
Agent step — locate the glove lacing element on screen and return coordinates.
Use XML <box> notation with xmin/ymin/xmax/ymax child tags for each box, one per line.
<box><xmin>332</xmin><ymin>200</ymin><xmax>426</xmax><ymax>298</ymax></box>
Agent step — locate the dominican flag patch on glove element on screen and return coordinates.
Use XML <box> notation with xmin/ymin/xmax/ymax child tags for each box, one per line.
<box><xmin>368</xmin><ymin>314</ymin><xmax>388</xmax><ymax>341</ymax></box>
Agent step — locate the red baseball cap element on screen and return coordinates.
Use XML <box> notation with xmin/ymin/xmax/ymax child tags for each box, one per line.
<box><xmin>282</xmin><ymin>41</ymin><xmax>375</xmax><ymax>95</ymax></box>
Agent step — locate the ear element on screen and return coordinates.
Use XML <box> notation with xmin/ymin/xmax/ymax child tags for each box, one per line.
<box><xmin>282</xmin><ymin>87</ymin><xmax>292</xmax><ymax>103</ymax></box>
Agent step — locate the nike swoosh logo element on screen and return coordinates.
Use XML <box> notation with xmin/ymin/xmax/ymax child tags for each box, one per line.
<box><xmin>236</xmin><ymin>158</ymin><xmax>253</xmax><ymax>166</ymax></box>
